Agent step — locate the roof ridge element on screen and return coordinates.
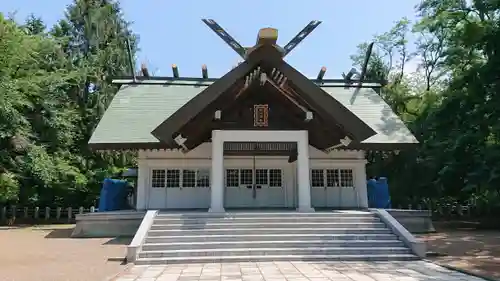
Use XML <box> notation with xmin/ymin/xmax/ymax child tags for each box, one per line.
<box><xmin>110</xmin><ymin>77</ymin><xmax>383</xmax><ymax>88</ymax></box>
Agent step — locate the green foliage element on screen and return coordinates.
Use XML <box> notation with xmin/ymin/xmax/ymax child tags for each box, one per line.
<box><xmin>351</xmin><ymin>0</ymin><xmax>500</xmax><ymax>214</ymax></box>
<box><xmin>0</xmin><ymin>172</ymin><xmax>19</xmax><ymax>202</ymax></box>
<box><xmin>0</xmin><ymin>0</ymin><xmax>136</xmax><ymax>207</ymax></box>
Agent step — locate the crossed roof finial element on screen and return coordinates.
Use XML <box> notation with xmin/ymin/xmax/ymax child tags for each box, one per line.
<box><xmin>202</xmin><ymin>19</ymin><xmax>321</xmax><ymax>59</ymax></box>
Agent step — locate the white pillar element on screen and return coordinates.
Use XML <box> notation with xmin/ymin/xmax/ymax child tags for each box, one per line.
<box><xmin>209</xmin><ymin>130</ymin><xmax>225</xmax><ymax>212</ymax></box>
<box><xmin>135</xmin><ymin>159</ymin><xmax>148</xmax><ymax>210</ymax></box>
<box><xmin>355</xmin><ymin>160</ymin><xmax>369</xmax><ymax>209</ymax></box>
<box><xmin>296</xmin><ymin>131</ymin><xmax>314</xmax><ymax>212</ymax></box>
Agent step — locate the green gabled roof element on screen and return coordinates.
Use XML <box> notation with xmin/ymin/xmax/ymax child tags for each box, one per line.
<box><xmin>321</xmin><ymin>86</ymin><xmax>418</xmax><ymax>146</ymax></box>
<box><xmin>88</xmin><ymin>82</ymin><xmax>209</xmax><ymax>146</ymax></box>
<box><xmin>89</xmin><ymin>80</ymin><xmax>418</xmax><ymax>150</ymax></box>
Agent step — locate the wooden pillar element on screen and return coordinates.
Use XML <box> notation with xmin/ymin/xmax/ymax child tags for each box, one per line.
<box><xmin>355</xmin><ymin>158</ymin><xmax>369</xmax><ymax>208</ymax></box>
<box><xmin>136</xmin><ymin>157</ymin><xmax>149</xmax><ymax>210</ymax></box>
<box><xmin>209</xmin><ymin>130</ymin><xmax>225</xmax><ymax>212</ymax></box>
<box><xmin>296</xmin><ymin>130</ymin><xmax>314</xmax><ymax>212</ymax></box>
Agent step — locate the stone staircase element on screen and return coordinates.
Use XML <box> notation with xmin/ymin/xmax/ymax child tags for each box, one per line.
<box><xmin>135</xmin><ymin>211</ymin><xmax>419</xmax><ymax>265</ymax></box>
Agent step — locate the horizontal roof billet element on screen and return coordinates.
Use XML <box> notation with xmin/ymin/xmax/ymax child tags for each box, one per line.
<box><xmin>109</xmin><ymin>76</ymin><xmax>385</xmax><ymax>88</ymax></box>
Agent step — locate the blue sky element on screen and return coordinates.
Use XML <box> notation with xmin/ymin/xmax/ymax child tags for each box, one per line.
<box><xmin>2</xmin><ymin>0</ymin><xmax>421</xmax><ymax>78</ymax></box>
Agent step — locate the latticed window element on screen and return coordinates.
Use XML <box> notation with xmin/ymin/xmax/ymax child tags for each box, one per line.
<box><xmin>225</xmin><ymin>169</ymin><xmax>283</xmax><ymax>188</ymax></box>
<box><xmin>240</xmin><ymin>169</ymin><xmax>253</xmax><ymax>185</ymax></box>
<box><xmin>166</xmin><ymin>169</ymin><xmax>180</xmax><ymax>188</ymax></box>
<box><xmin>226</xmin><ymin>169</ymin><xmax>239</xmax><ymax>187</ymax></box>
<box><xmin>311</xmin><ymin>168</ymin><xmax>354</xmax><ymax>188</ymax></box>
<box><xmin>182</xmin><ymin>170</ymin><xmax>196</xmax><ymax>187</ymax></box>
<box><xmin>311</xmin><ymin>169</ymin><xmax>324</xmax><ymax>187</ymax></box>
<box><xmin>151</xmin><ymin>169</ymin><xmax>165</xmax><ymax>188</ymax></box>
<box><xmin>153</xmin><ymin>169</ymin><xmax>211</xmax><ymax>188</ymax></box>
<box><xmin>339</xmin><ymin>169</ymin><xmax>354</xmax><ymax>187</ymax></box>
<box><xmin>269</xmin><ymin>169</ymin><xmax>282</xmax><ymax>187</ymax></box>
<box><xmin>196</xmin><ymin>169</ymin><xmax>210</xmax><ymax>187</ymax></box>
<box><xmin>255</xmin><ymin>169</ymin><xmax>268</xmax><ymax>185</ymax></box>
<box><xmin>326</xmin><ymin>169</ymin><xmax>340</xmax><ymax>187</ymax></box>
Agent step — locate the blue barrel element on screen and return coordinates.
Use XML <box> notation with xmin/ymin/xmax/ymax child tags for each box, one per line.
<box><xmin>98</xmin><ymin>178</ymin><xmax>130</xmax><ymax>211</ymax></box>
<box><xmin>367</xmin><ymin>178</ymin><xmax>377</xmax><ymax>207</ymax></box>
<box><xmin>375</xmin><ymin>177</ymin><xmax>392</xmax><ymax>208</ymax></box>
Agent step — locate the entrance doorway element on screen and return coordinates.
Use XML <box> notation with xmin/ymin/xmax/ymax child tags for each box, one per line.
<box><xmin>222</xmin><ymin>141</ymin><xmax>296</xmax><ymax>209</ymax></box>
<box><xmin>209</xmin><ymin>130</ymin><xmax>312</xmax><ymax>212</ymax></box>
<box><xmin>224</xmin><ymin>163</ymin><xmax>288</xmax><ymax>208</ymax></box>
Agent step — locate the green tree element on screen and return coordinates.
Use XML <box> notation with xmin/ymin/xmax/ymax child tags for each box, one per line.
<box><xmin>0</xmin><ymin>0</ymin><xmax>139</xmax><ymax>207</ymax></box>
<box><xmin>49</xmin><ymin>0</ymin><xmax>139</xmax><ymax>206</ymax></box>
<box><xmin>0</xmin><ymin>14</ymin><xmax>84</xmax><ymax>205</ymax></box>
<box><xmin>351</xmin><ymin>0</ymin><xmax>500</xmax><ymax>213</ymax></box>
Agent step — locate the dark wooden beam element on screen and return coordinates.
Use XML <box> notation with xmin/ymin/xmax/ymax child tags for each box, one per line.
<box><xmin>272</xmin><ymin>58</ymin><xmax>377</xmax><ymax>142</ymax></box>
<box><xmin>125</xmin><ymin>38</ymin><xmax>136</xmax><ymax>83</ymax></box>
<box><xmin>263</xmin><ymin>79</ymin><xmax>347</xmax><ymax>149</ymax></box>
<box><xmin>141</xmin><ymin>63</ymin><xmax>150</xmax><ymax>77</ymax></box>
<box><xmin>317</xmin><ymin>66</ymin><xmax>326</xmax><ymax>81</ymax></box>
<box><xmin>106</xmin><ymin>75</ymin><xmax>387</xmax><ymax>85</ymax></box>
<box><xmin>224</xmin><ymin>150</ymin><xmax>293</xmax><ymax>156</ymax></box>
<box><xmin>184</xmin><ymin>130</ymin><xmax>212</xmax><ymax>149</ymax></box>
<box><xmin>151</xmin><ymin>44</ymin><xmax>374</xmax><ymax>151</ymax></box>
<box><xmin>88</xmin><ymin>142</ymin><xmax>170</xmax><ymax>150</ymax></box>
<box><xmin>202</xmin><ymin>64</ymin><xmax>208</xmax><ymax>79</ymax></box>
<box><xmin>87</xmin><ymin>139</ymin><xmax>418</xmax><ymax>152</ymax></box>
<box><xmin>180</xmin><ymin>73</ymin><xmax>347</xmax><ymax>152</ymax></box>
<box><xmin>259</xmin><ymin>84</ymin><xmax>344</xmax><ymax>149</ymax></box>
<box><xmin>179</xmin><ymin>80</ymin><xmax>256</xmax><ymax>149</ymax></box>
<box><xmin>282</xmin><ymin>84</ymin><xmax>347</xmax><ymax>137</ymax></box>
<box><xmin>151</xmin><ymin>45</ymin><xmax>278</xmax><ymax>146</ymax></box>
<box><xmin>259</xmin><ymin>62</ymin><xmax>325</xmax><ymax>120</ymax></box>
<box><xmin>288</xmin><ymin>149</ymin><xmax>298</xmax><ymax>163</ymax></box>
<box><xmin>264</xmin><ymin>79</ymin><xmax>308</xmax><ymax>113</ymax></box>
<box><xmin>172</xmin><ymin>64</ymin><xmax>179</xmax><ymax>78</ymax></box>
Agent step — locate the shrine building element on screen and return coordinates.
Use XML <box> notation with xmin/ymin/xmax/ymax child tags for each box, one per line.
<box><xmin>88</xmin><ymin>21</ymin><xmax>418</xmax><ymax>212</ymax></box>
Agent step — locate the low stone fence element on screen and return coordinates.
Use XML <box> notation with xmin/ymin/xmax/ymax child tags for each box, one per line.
<box><xmin>389</xmin><ymin>201</ymin><xmax>493</xmax><ymax>233</ymax></box>
<box><xmin>0</xmin><ymin>205</ymin><xmax>99</xmax><ymax>225</ymax></box>
<box><xmin>388</xmin><ymin>209</ymin><xmax>435</xmax><ymax>233</ymax></box>
<box><xmin>0</xmin><ymin>205</ymin><xmax>145</xmax><ymax>238</ymax></box>
<box><xmin>1</xmin><ymin>204</ymin><xmax>437</xmax><ymax>234</ymax></box>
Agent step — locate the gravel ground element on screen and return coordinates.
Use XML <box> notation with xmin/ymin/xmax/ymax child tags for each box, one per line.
<box><xmin>418</xmin><ymin>228</ymin><xmax>500</xmax><ymax>280</ymax></box>
<box><xmin>1</xmin><ymin>223</ymin><xmax>498</xmax><ymax>281</ymax></box>
<box><xmin>0</xmin><ymin>225</ymin><xmax>130</xmax><ymax>281</ymax></box>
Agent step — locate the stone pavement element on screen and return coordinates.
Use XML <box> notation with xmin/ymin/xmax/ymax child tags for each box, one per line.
<box><xmin>110</xmin><ymin>261</ymin><xmax>487</xmax><ymax>281</ymax></box>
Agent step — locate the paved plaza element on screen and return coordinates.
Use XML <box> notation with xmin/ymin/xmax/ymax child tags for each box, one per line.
<box><xmin>110</xmin><ymin>260</ymin><xmax>486</xmax><ymax>281</ymax></box>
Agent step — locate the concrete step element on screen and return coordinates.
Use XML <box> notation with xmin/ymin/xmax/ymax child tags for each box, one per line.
<box><xmin>146</xmin><ymin>227</ymin><xmax>391</xmax><ymax>236</ymax></box>
<box><xmin>155</xmin><ymin>211</ymin><xmax>375</xmax><ymax>218</ymax></box>
<box><xmin>138</xmin><ymin>247</ymin><xmax>412</xmax><ymax>259</ymax></box>
<box><xmin>141</xmin><ymin>240</ymin><xmax>405</xmax><ymax>251</ymax></box>
<box><xmin>152</xmin><ymin>216</ymin><xmax>380</xmax><ymax>224</ymax></box>
<box><xmin>134</xmin><ymin>211</ymin><xmax>420</xmax><ymax>264</ymax></box>
<box><xmin>135</xmin><ymin>254</ymin><xmax>419</xmax><ymax>265</ymax></box>
<box><xmin>149</xmin><ymin>222</ymin><xmax>386</xmax><ymax>230</ymax></box>
<box><xmin>144</xmin><ymin>233</ymin><xmax>400</xmax><ymax>243</ymax></box>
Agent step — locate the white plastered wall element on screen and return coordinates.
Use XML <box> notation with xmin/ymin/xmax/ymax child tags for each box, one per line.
<box><xmin>135</xmin><ymin>142</ymin><xmax>368</xmax><ymax>210</ymax></box>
